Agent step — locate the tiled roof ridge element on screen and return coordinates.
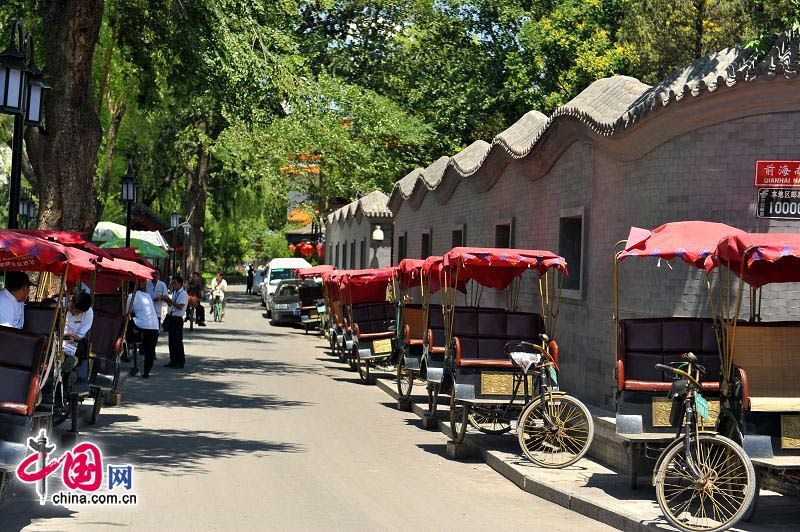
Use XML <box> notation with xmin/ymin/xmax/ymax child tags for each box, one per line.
<box><xmin>326</xmin><ymin>190</ymin><xmax>391</xmax><ymax>224</ymax></box>
<box><xmin>390</xmin><ymin>28</ymin><xmax>800</xmax><ymax>207</ymax></box>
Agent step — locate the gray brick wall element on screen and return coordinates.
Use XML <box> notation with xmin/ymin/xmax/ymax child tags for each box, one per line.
<box><xmin>393</xmin><ymin>110</ymin><xmax>800</xmax><ymax>408</ymax></box>
<box><xmin>325</xmin><ymin>215</ymin><xmax>393</xmax><ymax>269</ymax></box>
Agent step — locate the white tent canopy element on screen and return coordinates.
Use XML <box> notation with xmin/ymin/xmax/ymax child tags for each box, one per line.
<box><xmin>92</xmin><ymin>221</ymin><xmax>171</xmax><ymax>250</ymax></box>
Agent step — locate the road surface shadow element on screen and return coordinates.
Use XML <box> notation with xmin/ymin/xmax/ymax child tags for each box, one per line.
<box><xmin>120</xmin><ymin>360</ymin><xmax>314</xmax><ymax>410</ymax></box>
<box><xmin>0</xmin><ymin>484</ymin><xmax>77</xmax><ymax>531</ymax></box>
<box><xmin>415</xmin><ymin>443</ymin><xmax>482</xmax><ymax>463</ymax></box>
<box><xmin>96</xmin><ymin>427</ymin><xmax>304</xmax><ymax>475</ymax></box>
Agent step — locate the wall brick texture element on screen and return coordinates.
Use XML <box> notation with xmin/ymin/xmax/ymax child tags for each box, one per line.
<box><xmin>393</xmin><ymin>109</ymin><xmax>800</xmax><ymax>409</ymax></box>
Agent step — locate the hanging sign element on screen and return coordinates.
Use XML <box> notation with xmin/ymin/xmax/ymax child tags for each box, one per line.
<box><xmin>757</xmin><ymin>188</ymin><xmax>800</xmax><ymax>219</ymax></box>
<box><xmin>755</xmin><ymin>161</ymin><xmax>800</xmax><ymax>188</ymax></box>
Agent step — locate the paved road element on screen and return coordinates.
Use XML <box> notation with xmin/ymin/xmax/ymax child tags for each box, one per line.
<box><xmin>1</xmin><ymin>287</ymin><xmax>611</xmax><ymax>531</ymax></box>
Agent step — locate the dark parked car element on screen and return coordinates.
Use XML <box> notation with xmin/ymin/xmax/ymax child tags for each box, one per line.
<box><xmin>268</xmin><ymin>280</ymin><xmax>308</xmax><ymax>326</ymax></box>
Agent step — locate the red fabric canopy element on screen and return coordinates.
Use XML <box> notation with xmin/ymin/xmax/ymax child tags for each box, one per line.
<box><xmin>339</xmin><ymin>268</ymin><xmax>395</xmax><ymax>305</ymax></box>
<box><xmin>11</xmin><ymin>229</ymin><xmax>87</xmax><ymax>245</ymax></box>
<box><xmin>713</xmin><ymin>233</ymin><xmax>800</xmax><ymax>287</ymax></box>
<box><xmin>0</xmin><ymin>230</ymin><xmax>69</xmax><ymax>274</ymax></box>
<box><xmin>442</xmin><ymin>247</ymin><xmax>568</xmax><ymax>290</ymax></box>
<box><xmin>104</xmin><ymin>247</ymin><xmax>139</xmax><ymax>261</ymax></box>
<box><xmin>619</xmin><ymin>221</ymin><xmax>746</xmax><ymax>269</ymax></box>
<box><xmin>297</xmin><ymin>265</ymin><xmax>335</xmax><ymax>279</ymax></box>
<box><xmin>420</xmin><ymin>256</ymin><xmax>467</xmax><ymax>294</ymax></box>
<box><xmin>396</xmin><ymin>258</ymin><xmax>427</xmax><ymax>289</ymax></box>
<box><xmin>64</xmin><ymin>247</ymin><xmax>98</xmax><ymax>279</ymax></box>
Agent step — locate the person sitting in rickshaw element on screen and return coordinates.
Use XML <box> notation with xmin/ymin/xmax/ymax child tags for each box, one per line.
<box><xmin>63</xmin><ymin>292</ymin><xmax>94</xmax><ymax>394</ymax></box>
<box><xmin>210</xmin><ymin>271</ymin><xmax>228</xmax><ymax>317</ymax></box>
<box><xmin>0</xmin><ymin>271</ymin><xmax>34</xmax><ymax>329</ymax></box>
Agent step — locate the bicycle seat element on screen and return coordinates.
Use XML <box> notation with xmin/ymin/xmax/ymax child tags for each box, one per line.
<box><xmin>505</xmin><ymin>341</ymin><xmax>541</xmax><ymax>374</ymax></box>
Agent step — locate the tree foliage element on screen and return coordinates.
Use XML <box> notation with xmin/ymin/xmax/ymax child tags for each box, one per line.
<box><xmin>2</xmin><ymin>1</ymin><xmax>800</xmax><ymax>266</ymax></box>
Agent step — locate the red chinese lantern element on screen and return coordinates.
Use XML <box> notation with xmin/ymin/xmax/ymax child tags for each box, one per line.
<box><xmin>315</xmin><ymin>243</ymin><xmax>325</xmax><ymax>258</ymax></box>
<box><xmin>298</xmin><ymin>242</ymin><xmax>314</xmax><ymax>257</ymax></box>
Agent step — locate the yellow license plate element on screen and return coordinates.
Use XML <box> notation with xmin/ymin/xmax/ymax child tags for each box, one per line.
<box><xmin>782</xmin><ymin>415</ymin><xmax>800</xmax><ymax>449</ymax></box>
<box><xmin>372</xmin><ymin>338</ymin><xmax>392</xmax><ymax>354</ymax></box>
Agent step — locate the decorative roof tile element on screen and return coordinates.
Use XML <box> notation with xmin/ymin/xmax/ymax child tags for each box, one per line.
<box><xmin>389</xmin><ymin>28</ymin><xmax>800</xmax><ymax>211</ymax></box>
<box><xmin>327</xmin><ymin>190</ymin><xmax>391</xmax><ymax>224</ymax></box>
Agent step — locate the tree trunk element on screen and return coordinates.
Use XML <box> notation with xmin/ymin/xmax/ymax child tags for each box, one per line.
<box><xmin>26</xmin><ymin>0</ymin><xmax>104</xmax><ymax>232</ymax></box>
<box><xmin>693</xmin><ymin>0</ymin><xmax>705</xmax><ymax>59</ymax></box>
<box><xmin>186</xmin><ymin>119</ymin><xmax>209</xmax><ymax>275</ymax></box>
<box><xmin>95</xmin><ymin>98</ymin><xmax>126</xmax><ymax>221</ymax></box>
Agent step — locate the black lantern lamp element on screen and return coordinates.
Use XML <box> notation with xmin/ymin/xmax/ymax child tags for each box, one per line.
<box><xmin>23</xmin><ymin>33</ymin><xmax>48</xmax><ymax>126</ymax></box>
<box><xmin>120</xmin><ymin>160</ymin><xmax>138</xmax><ymax>247</ymax></box>
<box><xmin>170</xmin><ymin>211</ymin><xmax>180</xmax><ymax>278</ymax></box>
<box><xmin>0</xmin><ymin>21</ymin><xmax>25</xmax><ymax>115</ymax></box>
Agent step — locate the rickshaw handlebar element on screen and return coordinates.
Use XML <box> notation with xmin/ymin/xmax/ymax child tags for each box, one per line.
<box><xmin>654</xmin><ymin>363</ymin><xmax>702</xmax><ymax>389</ymax></box>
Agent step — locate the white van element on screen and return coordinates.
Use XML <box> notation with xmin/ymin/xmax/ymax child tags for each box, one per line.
<box><xmin>261</xmin><ymin>257</ymin><xmax>312</xmax><ymax>313</ymax></box>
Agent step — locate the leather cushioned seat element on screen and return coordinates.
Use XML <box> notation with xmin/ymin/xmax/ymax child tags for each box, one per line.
<box><xmin>89</xmin><ymin>311</ymin><xmax>126</xmax><ymax>359</ymax></box>
<box><xmin>0</xmin><ymin>325</ymin><xmax>46</xmax><ymax>416</ymax></box>
<box><xmin>617</xmin><ymin>318</ymin><xmax>720</xmax><ymax>392</ymax></box>
<box><xmin>454</xmin><ymin>309</ymin><xmax>545</xmax><ymax>368</ymax></box>
<box><xmin>93</xmin><ymin>294</ymin><xmax>123</xmax><ymax>315</ymax></box>
<box><xmin>352</xmin><ymin>302</ymin><xmax>395</xmax><ymax>338</ymax></box>
<box><xmin>23</xmin><ymin>305</ymin><xmax>57</xmax><ymax>336</ymax></box>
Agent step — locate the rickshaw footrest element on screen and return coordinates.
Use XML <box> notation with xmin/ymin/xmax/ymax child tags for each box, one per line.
<box><xmin>105</xmin><ymin>393</ymin><xmax>122</xmax><ymax>407</ymax></box>
<box><xmin>396</xmin><ymin>399</ymin><xmax>411</xmax><ymax>412</ymax></box>
<box><xmin>421</xmin><ymin>414</ymin><xmax>438</xmax><ymax>430</ymax></box>
<box><xmin>446</xmin><ymin>441</ymin><xmax>475</xmax><ymax>459</ymax></box>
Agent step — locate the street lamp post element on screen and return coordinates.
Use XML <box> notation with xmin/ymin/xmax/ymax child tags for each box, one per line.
<box><xmin>182</xmin><ymin>224</ymin><xmax>190</xmax><ymax>276</ymax></box>
<box><xmin>120</xmin><ymin>160</ymin><xmax>138</xmax><ymax>248</ymax></box>
<box><xmin>170</xmin><ymin>211</ymin><xmax>180</xmax><ymax>279</ymax></box>
<box><xmin>18</xmin><ymin>189</ymin><xmax>29</xmax><ymax>228</ymax></box>
<box><xmin>0</xmin><ymin>21</ymin><xmax>48</xmax><ymax>229</ymax></box>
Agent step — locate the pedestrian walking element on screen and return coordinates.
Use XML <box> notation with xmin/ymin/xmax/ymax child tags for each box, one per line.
<box><xmin>164</xmin><ymin>276</ymin><xmax>188</xmax><ymax>369</ymax></box>
<box><xmin>246</xmin><ymin>263</ymin><xmax>254</xmax><ymax>295</ymax></box>
<box><xmin>145</xmin><ymin>267</ymin><xmax>169</xmax><ymax>330</ymax></box>
<box><xmin>127</xmin><ymin>283</ymin><xmax>160</xmax><ymax>378</ymax></box>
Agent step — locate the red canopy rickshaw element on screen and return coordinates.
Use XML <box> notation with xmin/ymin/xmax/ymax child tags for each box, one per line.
<box><xmin>338</xmin><ymin>268</ymin><xmax>396</xmax><ymax>383</ymax></box>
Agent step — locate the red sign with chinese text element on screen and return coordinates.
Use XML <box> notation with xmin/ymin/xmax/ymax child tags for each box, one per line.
<box><xmin>755</xmin><ymin>161</ymin><xmax>800</xmax><ymax>188</ymax></box>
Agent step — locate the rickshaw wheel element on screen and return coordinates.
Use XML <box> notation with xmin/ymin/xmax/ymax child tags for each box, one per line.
<box><xmin>517</xmin><ymin>394</ymin><xmax>594</xmax><ymax>468</ymax></box>
<box><xmin>356</xmin><ymin>352</ymin><xmax>372</xmax><ymax>384</ymax></box>
<box><xmin>396</xmin><ymin>356</ymin><xmax>414</xmax><ymax>400</ymax></box>
<box><xmin>449</xmin><ymin>392</ymin><xmax>468</xmax><ymax>444</ymax></box>
<box><xmin>89</xmin><ymin>389</ymin><xmax>104</xmax><ymax>425</ymax></box>
<box><xmin>655</xmin><ymin>434</ymin><xmax>755</xmax><ymax>532</ymax></box>
<box><xmin>426</xmin><ymin>385</ymin><xmax>438</xmax><ymax>417</ymax></box>
<box><xmin>468</xmin><ymin>407</ymin><xmax>512</xmax><ymax>435</ymax></box>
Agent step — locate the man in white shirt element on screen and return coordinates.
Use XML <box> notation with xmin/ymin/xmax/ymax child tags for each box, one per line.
<box><xmin>164</xmin><ymin>275</ymin><xmax>188</xmax><ymax>369</ymax></box>
<box><xmin>145</xmin><ymin>267</ymin><xmax>169</xmax><ymax>328</ymax></box>
<box><xmin>127</xmin><ymin>283</ymin><xmax>160</xmax><ymax>378</ymax></box>
<box><xmin>64</xmin><ymin>292</ymin><xmax>94</xmax><ymax>357</ymax></box>
<box><xmin>0</xmin><ymin>272</ymin><xmax>34</xmax><ymax>329</ymax></box>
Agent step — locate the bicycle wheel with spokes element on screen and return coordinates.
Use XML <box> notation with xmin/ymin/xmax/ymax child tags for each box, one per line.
<box><xmin>469</xmin><ymin>406</ymin><xmax>512</xmax><ymax>435</ymax></box>
<box><xmin>517</xmin><ymin>393</ymin><xmax>594</xmax><ymax>468</ymax></box>
<box><xmin>655</xmin><ymin>434</ymin><xmax>755</xmax><ymax>532</ymax></box>
<box><xmin>449</xmin><ymin>391</ymin><xmax>468</xmax><ymax>443</ymax></box>
<box><xmin>396</xmin><ymin>353</ymin><xmax>414</xmax><ymax>400</ymax></box>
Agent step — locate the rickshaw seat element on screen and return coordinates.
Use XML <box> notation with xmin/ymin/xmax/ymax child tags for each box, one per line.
<box><xmin>0</xmin><ymin>326</ymin><xmax>46</xmax><ymax>417</ymax></box>
<box><xmin>351</xmin><ymin>302</ymin><xmax>394</xmax><ymax>338</ymax></box>
<box><xmin>453</xmin><ymin>310</ymin><xmax>546</xmax><ymax>368</ymax></box>
<box><xmin>23</xmin><ymin>305</ymin><xmax>58</xmax><ymax>337</ymax></box>
<box><xmin>729</xmin><ymin>322</ymin><xmax>800</xmax><ymax>412</ymax></box>
<box><xmin>93</xmin><ymin>294</ymin><xmax>123</xmax><ymax>314</ymax></box>
<box><xmin>617</xmin><ymin>318</ymin><xmax>720</xmax><ymax>393</ymax></box>
<box><xmin>89</xmin><ymin>311</ymin><xmax>126</xmax><ymax>358</ymax></box>
<box><xmin>403</xmin><ymin>306</ymin><xmax>425</xmax><ymax>343</ymax></box>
